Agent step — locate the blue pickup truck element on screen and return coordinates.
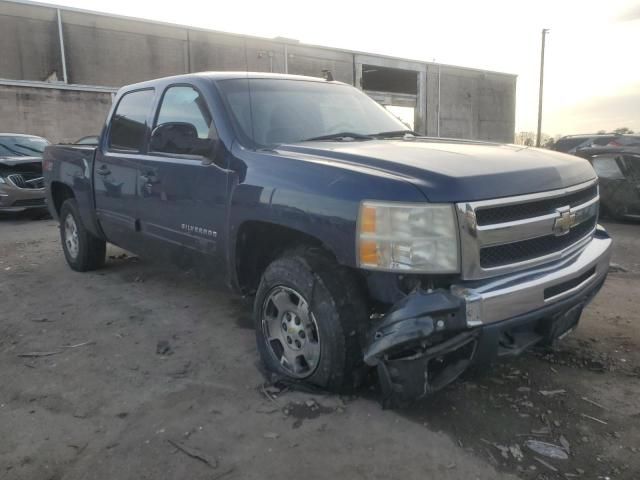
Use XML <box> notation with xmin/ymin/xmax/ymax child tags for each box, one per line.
<box><xmin>44</xmin><ymin>72</ymin><xmax>612</xmax><ymax>406</ymax></box>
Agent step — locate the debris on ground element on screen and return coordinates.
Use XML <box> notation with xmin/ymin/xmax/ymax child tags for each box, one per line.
<box><xmin>580</xmin><ymin>413</ymin><xmax>608</xmax><ymax>425</ymax></box>
<box><xmin>608</xmin><ymin>263</ymin><xmax>628</xmax><ymax>273</ymax></box>
<box><xmin>156</xmin><ymin>340</ymin><xmax>173</xmax><ymax>356</ymax></box>
<box><xmin>263</xmin><ymin>432</ymin><xmax>280</xmax><ymax>439</ymax></box>
<box><xmin>509</xmin><ymin>444</ymin><xmax>524</xmax><ymax>462</ymax></box>
<box><xmin>167</xmin><ymin>439</ymin><xmax>218</xmax><ymax>469</ymax></box>
<box><xmin>17</xmin><ymin>340</ymin><xmax>94</xmax><ymax>358</ymax></box>
<box><xmin>534</xmin><ymin>456</ymin><xmax>559</xmax><ymax>472</ymax></box>
<box><xmin>539</xmin><ymin>389</ymin><xmax>566</xmax><ymax>396</ymax></box>
<box><xmin>559</xmin><ymin>435</ymin><xmax>571</xmax><ymax>454</ymax></box>
<box><xmin>524</xmin><ymin>440</ymin><xmax>569</xmax><ymax>460</ymax></box>
<box><xmin>581</xmin><ymin>396</ymin><xmax>606</xmax><ymax>409</ymax></box>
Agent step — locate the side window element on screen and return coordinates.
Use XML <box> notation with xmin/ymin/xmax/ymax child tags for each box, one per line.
<box><xmin>108</xmin><ymin>89</ymin><xmax>155</xmax><ymax>152</ymax></box>
<box><xmin>158</xmin><ymin>86</ymin><xmax>212</xmax><ymax>135</ymax></box>
<box><xmin>151</xmin><ymin>86</ymin><xmax>213</xmax><ymax>156</ymax></box>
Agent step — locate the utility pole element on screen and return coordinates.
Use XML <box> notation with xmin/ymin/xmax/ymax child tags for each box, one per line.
<box><xmin>536</xmin><ymin>28</ymin><xmax>550</xmax><ymax>147</ymax></box>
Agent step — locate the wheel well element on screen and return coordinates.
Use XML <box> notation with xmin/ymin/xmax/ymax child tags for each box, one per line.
<box><xmin>50</xmin><ymin>182</ymin><xmax>75</xmax><ymax>216</ymax></box>
<box><xmin>235</xmin><ymin>221</ymin><xmax>327</xmax><ymax>294</ymax></box>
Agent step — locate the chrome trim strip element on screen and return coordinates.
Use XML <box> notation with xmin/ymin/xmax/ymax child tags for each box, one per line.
<box><xmin>477</xmin><ymin>195</ymin><xmax>599</xmax><ymax>246</ymax></box>
<box><xmin>451</xmin><ymin>234</ymin><xmax>611</xmax><ymax>326</ymax></box>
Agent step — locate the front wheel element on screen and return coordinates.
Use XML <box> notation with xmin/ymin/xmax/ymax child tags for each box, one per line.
<box><xmin>254</xmin><ymin>247</ymin><xmax>367</xmax><ymax>391</ymax></box>
<box><xmin>59</xmin><ymin>199</ymin><xmax>106</xmax><ymax>272</ymax></box>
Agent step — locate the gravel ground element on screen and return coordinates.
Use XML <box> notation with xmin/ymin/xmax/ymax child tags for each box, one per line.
<box><xmin>1</xmin><ymin>214</ymin><xmax>639</xmax><ymax>480</ymax></box>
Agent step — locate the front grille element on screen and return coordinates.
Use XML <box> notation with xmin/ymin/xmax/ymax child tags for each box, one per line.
<box><xmin>7</xmin><ymin>173</ymin><xmax>44</xmax><ymax>189</ymax></box>
<box><xmin>476</xmin><ymin>184</ymin><xmax>598</xmax><ymax>225</ymax></box>
<box><xmin>480</xmin><ymin>216</ymin><xmax>597</xmax><ymax>268</ymax></box>
<box><xmin>12</xmin><ymin>198</ymin><xmax>46</xmax><ymax>207</ymax></box>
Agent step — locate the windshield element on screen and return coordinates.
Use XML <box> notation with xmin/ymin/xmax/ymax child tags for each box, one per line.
<box><xmin>0</xmin><ymin>135</ymin><xmax>49</xmax><ymax>158</ymax></box>
<box><xmin>217</xmin><ymin>78</ymin><xmax>409</xmax><ymax>147</ymax></box>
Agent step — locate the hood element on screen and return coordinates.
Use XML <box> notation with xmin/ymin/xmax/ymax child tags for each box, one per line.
<box><xmin>0</xmin><ymin>156</ymin><xmax>43</xmax><ymax>168</ymax></box>
<box><xmin>276</xmin><ymin>139</ymin><xmax>596</xmax><ymax>202</ymax></box>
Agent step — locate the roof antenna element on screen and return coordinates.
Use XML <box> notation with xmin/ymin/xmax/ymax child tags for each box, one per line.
<box><xmin>321</xmin><ymin>69</ymin><xmax>334</xmax><ymax>81</ymax></box>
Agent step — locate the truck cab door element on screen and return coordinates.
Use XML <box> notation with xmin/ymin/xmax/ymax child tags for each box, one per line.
<box><xmin>94</xmin><ymin>88</ymin><xmax>155</xmax><ymax>251</ymax></box>
<box><xmin>135</xmin><ymin>84</ymin><xmax>230</xmax><ymax>280</ymax></box>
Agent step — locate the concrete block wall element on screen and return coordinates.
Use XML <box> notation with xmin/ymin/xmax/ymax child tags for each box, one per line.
<box><xmin>0</xmin><ymin>85</ymin><xmax>112</xmax><ymax>143</ymax></box>
<box><xmin>0</xmin><ymin>0</ymin><xmax>516</xmax><ymax>144</ymax></box>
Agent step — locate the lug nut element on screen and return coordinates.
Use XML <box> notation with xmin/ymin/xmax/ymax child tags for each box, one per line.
<box><xmin>287</xmin><ymin>336</ymin><xmax>292</xmax><ymax>344</ymax></box>
<box><xmin>299</xmin><ymin>330</ymin><xmax>306</xmax><ymax>339</ymax></box>
<box><xmin>295</xmin><ymin>340</ymin><xmax>301</xmax><ymax>348</ymax></box>
<box><xmin>295</xmin><ymin>317</ymin><xmax>301</xmax><ymax>325</ymax></box>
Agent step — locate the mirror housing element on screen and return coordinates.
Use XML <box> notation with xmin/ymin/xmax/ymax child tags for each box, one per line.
<box><xmin>150</xmin><ymin>122</ymin><xmax>217</xmax><ymax>157</ymax></box>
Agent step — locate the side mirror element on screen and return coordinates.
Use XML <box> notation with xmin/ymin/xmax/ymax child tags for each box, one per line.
<box><xmin>150</xmin><ymin>122</ymin><xmax>216</xmax><ymax>157</ymax></box>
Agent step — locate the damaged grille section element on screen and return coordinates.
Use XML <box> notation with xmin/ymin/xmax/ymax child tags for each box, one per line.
<box><xmin>8</xmin><ymin>172</ymin><xmax>44</xmax><ymax>189</ymax></box>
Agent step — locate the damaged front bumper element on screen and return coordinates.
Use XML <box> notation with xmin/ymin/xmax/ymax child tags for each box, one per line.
<box><xmin>364</xmin><ymin>227</ymin><xmax>612</xmax><ymax>407</ymax></box>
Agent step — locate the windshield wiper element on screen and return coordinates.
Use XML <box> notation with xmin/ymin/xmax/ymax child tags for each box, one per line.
<box><xmin>0</xmin><ymin>143</ymin><xmax>29</xmax><ymax>156</ymax></box>
<box><xmin>303</xmin><ymin>132</ymin><xmax>374</xmax><ymax>142</ymax></box>
<box><xmin>370</xmin><ymin>130</ymin><xmax>417</xmax><ymax>139</ymax></box>
<box><xmin>14</xmin><ymin>143</ymin><xmax>44</xmax><ymax>154</ymax></box>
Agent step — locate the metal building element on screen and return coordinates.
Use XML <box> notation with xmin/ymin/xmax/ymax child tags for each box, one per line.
<box><xmin>0</xmin><ymin>0</ymin><xmax>517</xmax><ymax>143</ymax></box>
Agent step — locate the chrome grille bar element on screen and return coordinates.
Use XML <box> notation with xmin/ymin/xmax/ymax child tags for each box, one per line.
<box><xmin>455</xmin><ymin>179</ymin><xmax>599</xmax><ymax>280</ymax></box>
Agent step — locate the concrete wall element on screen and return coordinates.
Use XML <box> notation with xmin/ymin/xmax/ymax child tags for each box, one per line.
<box><xmin>0</xmin><ymin>2</ymin><xmax>62</xmax><ymax>81</ymax></box>
<box><xmin>0</xmin><ymin>85</ymin><xmax>112</xmax><ymax>143</ymax></box>
<box><xmin>427</xmin><ymin>65</ymin><xmax>517</xmax><ymax>143</ymax></box>
<box><xmin>0</xmin><ymin>0</ymin><xmax>516</xmax><ymax>144</ymax></box>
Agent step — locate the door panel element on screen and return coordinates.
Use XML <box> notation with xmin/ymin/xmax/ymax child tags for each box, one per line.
<box><xmin>135</xmin><ymin>84</ymin><xmax>230</xmax><ymax>280</ymax></box>
<box><xmin>94</xmin><ymin>88</ymin><xmax>155</xmax><ymax>250</ymax></box>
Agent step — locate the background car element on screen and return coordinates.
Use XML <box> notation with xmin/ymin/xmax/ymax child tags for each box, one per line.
<box><xmin>573</xmin><ymin>146</ymin><xmax>640</xmax><ymax>220</ymax></box>
<box><xmin>0</xmin><ymin>133</ymin><xmax>49</xmax><ymax>214</ymax></box>
<box><xmin>551</xmin><ymin>133</ymin><xmax>640</xmax><ymax>154</ymax></box>
<box><xmin>74</xmin><ymin>135</ymin><xmax>100</xmax><ymax>145</ymax></box>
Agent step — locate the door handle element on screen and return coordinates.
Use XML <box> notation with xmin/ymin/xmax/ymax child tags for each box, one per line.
<box><xmin>97</xmin><ymin>165</ymin><xmax>111</xmax><ymax>176</ymax></box>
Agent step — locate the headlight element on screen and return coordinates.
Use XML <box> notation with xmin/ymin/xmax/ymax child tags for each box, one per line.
<box><xmin>357</xmin><ymin>201</ymin><xmax>459</xmax><ymax>273</ymax></box>
<box><xmin>592</xmin><ymin>154</ymin><xmax>625</xmax><ymax>179</ymax></box>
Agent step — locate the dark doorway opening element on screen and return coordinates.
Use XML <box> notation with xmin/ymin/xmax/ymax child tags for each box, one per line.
<box><xmin>361</xmin><ymin>65</ymin><xmax>418</xmax><ymax>95</ymax></box>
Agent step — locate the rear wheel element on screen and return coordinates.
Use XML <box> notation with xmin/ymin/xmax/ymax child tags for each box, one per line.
<box><xmin>254</xmin><ymin>247</ymin><xmax>367</xmax><ymax>391</ymax></box>
<box><xmin>59</xmin><ymin>199</ymin><xmax>106</xmax><ymax>271</ymax></box>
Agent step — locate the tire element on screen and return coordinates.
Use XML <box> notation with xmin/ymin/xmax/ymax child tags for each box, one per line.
<box><xmin>59</xmin><ymin>198</ymin><xmax>106</xmax><ymax>272</ymax></box>
<box><xmin>254</xmin><ymin>247</ymin><xmax>368</xmax><ymax>391</ymax></box>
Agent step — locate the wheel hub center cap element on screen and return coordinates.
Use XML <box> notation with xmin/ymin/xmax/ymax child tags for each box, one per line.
<box><xmin>282</xmin><ymin>311</ymin><xmax>306</xmax><ymax>351</ymax></box>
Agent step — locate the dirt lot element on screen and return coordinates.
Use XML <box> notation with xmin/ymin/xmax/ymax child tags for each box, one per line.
<box><xmin>1</xmin><ymin>215</ymin><xmax>639</xmax><ymax>480</ymax></box>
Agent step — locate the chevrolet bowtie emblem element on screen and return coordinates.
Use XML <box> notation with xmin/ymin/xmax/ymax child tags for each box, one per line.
<box><xmin>553</xmin><ymin>206</ymin><xmax>576</xmax><ymax>236</ymax></box>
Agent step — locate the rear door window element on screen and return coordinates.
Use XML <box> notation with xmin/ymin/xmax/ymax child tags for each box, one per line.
<box><xmin>108</xmin><ymin>89</ymin><xmax>155</xmax><ymax>152</ymax></box>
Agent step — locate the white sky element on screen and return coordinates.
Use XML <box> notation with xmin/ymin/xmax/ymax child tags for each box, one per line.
<box><xmin>41</xmin><ymin>0</ymin><xmax>640</xmax><ymax>136</ymax></box>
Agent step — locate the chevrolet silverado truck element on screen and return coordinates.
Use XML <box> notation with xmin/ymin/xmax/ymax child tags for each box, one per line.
<box><xmin>44</xmin><ymin>72</ymin><xmax>612</xmax><ymax>406</ymax></box>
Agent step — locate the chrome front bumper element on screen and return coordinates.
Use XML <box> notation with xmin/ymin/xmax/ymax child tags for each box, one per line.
<box><xmin>451</xmin><ymin>227</ymin><xmax>612</xmax><ymax>327</ymax></box>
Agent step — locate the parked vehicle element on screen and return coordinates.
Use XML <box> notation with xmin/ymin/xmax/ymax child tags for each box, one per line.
<box><xmin>74</xmin><ymin>135</ymin><xmax>100</xmax><ymax>145</ymax></box>
<box><xmin>574</xmin><ymin>147</ymin><xmax>640</xmax><ymax>220</ymax></box>
<box><xmin>43</xmin><ymin>72</ymin><xmax>611</xmax><ymax>406</ymax></box>
<box><xmin>0</xmin><ymin>133</ymin><xmax>49</xmax><ymax>213</ymax></box>
<box><xmin>552</xmin><ymin>133</ymin><xmax>640</xmax><ymax>154</ymax></box>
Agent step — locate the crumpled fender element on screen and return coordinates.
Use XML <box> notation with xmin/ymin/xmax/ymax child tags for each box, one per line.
<box><xmin>363</xmin><ymin>289</ymin><xmax>466</xmax><ymax>366</ymax></box>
